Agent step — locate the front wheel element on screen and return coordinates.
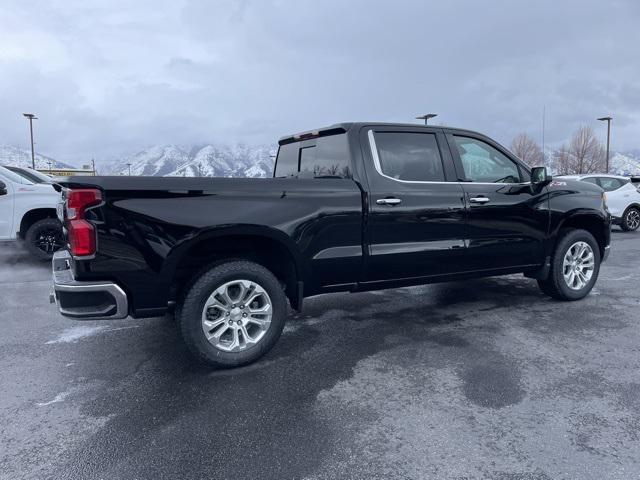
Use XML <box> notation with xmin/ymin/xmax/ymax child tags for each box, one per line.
<box><xmin>178</xmin><ymin>260</ymin><xmax>288</xmax><ymax>368</ymax></box>
<box><xmin>621</xmin><ymin>207</ymin><xmax>640</xmax><ymax>231</ymax></box>
<box><xmin>537</xmin><ymin>229</ymin><xmax>601</xmax><ymax>301</ymax></box>
<box><xmin>24</xmin><ymin>218</ymin><xmax>64</xmax><ymax>261</ymax></box>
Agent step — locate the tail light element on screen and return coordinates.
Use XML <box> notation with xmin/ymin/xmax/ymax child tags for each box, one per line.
<box><xmin>65</xmin><ymin>188</ymin><xmax>102</xmax><ymax>257</ymax></box>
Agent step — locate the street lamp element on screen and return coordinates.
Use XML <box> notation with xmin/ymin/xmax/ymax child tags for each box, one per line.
<box><xmin>597</xmin><ymin>116</ymin><xmax>612</xmax><ymax>173</ymax></box>
<box><xmin>126</xmin><ymin>163</ymin><xmax>132</xmax><ymax>176</ymax></box>
<box><xmin>23</xmin><ymin>113</ymin><xmax>38</xmax><ymax>169</ymax></box>
<box><xmin>416</xmin><ymin>113</ymin><xmax>437</xmax><ymax>125</ymax></box>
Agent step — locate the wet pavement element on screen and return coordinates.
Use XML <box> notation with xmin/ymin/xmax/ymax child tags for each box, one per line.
<box><xmin>1</xmin><ymin>230</ymin><xmax>639</xmax><ymax>479</ymax></box>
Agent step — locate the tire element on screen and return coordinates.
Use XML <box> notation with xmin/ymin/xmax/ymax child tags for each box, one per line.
<box><xmin>24</xmin><ymin>218</ymin><xmax>64</xmax><ymax>261</ymax></box>
<box><xmin>537</xmin><ymin>229</ymin><xmax>601</xmax><ymax>301</ymax></box>
<box><xmin>621</xmin><ymin>207</ymin><xmax>640</xmax><ymax>232</ymax></box>
<box><xmin>178</xmin><ymin>260</ymin><xmax>288</xmax><ymax>368</ymax></box>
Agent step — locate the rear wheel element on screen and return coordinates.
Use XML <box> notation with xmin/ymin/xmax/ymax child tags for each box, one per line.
<box><xmin>621</xmin><ymin>207</ymin><xmax>640</xmax><ymax>231</ymax></box>
<box><xmin>178</xmin><ymin>260</ymin><xmax>287</xmax><ymax>368</ymax></box>
<box><xmin>537</xmin><ymin>229</ymin><xmax>600</xmax><ymax>301</ymax></box>
<box><xmin>24</xmin><ymin>218</ymin><xmax>64</xmax><ymax>261</ymax></box>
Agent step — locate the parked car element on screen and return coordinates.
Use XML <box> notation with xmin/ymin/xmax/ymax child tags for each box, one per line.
<box><xmin>558</xmin><ymin>174</ymin><xmax>640</xmax><ymax>231</ymax></box>
<box><xmin>3</xmin><ymin>165</ymin><xmax>53</xmax><ymax>184</ymax></box>
<box><xmin>0</xmin><ymin>166</ymin><xmax>64</xmax><ymax>260</ymax></box>
<box><xmin>50</xmin><ymin>122</ymin><xmax>611</xmax><ymax>367</ymax></box>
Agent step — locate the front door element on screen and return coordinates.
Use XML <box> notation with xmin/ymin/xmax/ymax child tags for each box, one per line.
<box><xmin>361</xmin><ymin>126</ymin><xmax>467</xmax><ymax>284</ymax></box>
<box><xmin>446</xmin><ymin>132</ymin><xmax>549</xmax><ymax>271</ymax></box>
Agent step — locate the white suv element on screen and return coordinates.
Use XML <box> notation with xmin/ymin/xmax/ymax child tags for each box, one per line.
<box><xmin>0</xmin><ymin>165</ymin><xmax>64</xmax><ymax>259</ymax></box>
<box><xmin>559</xmin><ymin>174</ymin><xmax>640</xmax><ymax>231</ymax></box>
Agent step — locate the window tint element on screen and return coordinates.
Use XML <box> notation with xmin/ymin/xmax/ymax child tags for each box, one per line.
<box><xmin>274</xmin><ymin>143</ymin><xmax>299</xmax><ymax>177</ymax></box>
<box><xmin>582</xmin><ymin>177</ymin><xmax>599</xmax><ymax>185</ymax></box>
<box><xmin>274</xmin><ymin>134</ymin><xmax>352</xmax><ymax>178</ymax></box>
<box><xmin>453</xmin><ymin>136</ymin><xmax>521</xmax><ymax>183</ymax></box>
<box><xmin>598</xmin><ymin>177</ymin><xmax>625</xmax><ymax>192</ymax></box>
<box><xmin>299</xmin><ymin>134</ymin><xmax>352</xmax><ymax>178</ymax></box>
<box><xmin>373</xmin><ymin>132</ymin><xmax>445</xmax><ymax>182</ymax></box>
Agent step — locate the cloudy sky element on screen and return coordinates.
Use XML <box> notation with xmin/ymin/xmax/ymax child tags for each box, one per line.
<box><xmin>1</xmin><ymin>0</ymin><xmax>639</xmax><ymax>164</ymax></box>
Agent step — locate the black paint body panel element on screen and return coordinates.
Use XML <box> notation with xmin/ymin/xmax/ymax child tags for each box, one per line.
<box><xmin>57</xmin><ymin>123</ymin><xmax>611</xmax><ymax>318</ymax></box>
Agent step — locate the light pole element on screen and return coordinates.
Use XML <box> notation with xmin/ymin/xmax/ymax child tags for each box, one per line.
<box><xmin>597</xmin><ymin>116</ymin><xmax>612</xmax><ymax>173</ymax></box>
<box><xmin>416</xmin><ymin>113</ymin><xmax>437</xmax><ymax>125</ymax></box>
<box><xmin>126</xmin><ymin>163</ymin><xmax>132</xmax><ymax>176</ymax></box>
<box><xmin>23</xmin><ymin>113</ymin><xmax>38</xmax><ymax>169</ymax></box>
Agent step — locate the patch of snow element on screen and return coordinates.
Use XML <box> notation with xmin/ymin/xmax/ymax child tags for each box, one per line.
<box><xmin>36</xmin><ymin>390</ymin><xmax>72</xmax><ymax>406</ymax></box>
<box><xmin>46</xmin><ymin>325</ymin><xmax>108</xmax><ymax>344</ymax></box>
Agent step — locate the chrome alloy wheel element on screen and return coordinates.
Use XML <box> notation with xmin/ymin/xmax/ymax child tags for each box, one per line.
<box><xmin>201</xmin><ymin>280</ymin><xmax>273</xmax><ymax>352</ymax></box>
<box><xmin>562</xmin><ymin>241</ymin><xmax>595</xmax><ymax>290</ymax></box>
<box><xmin>626</xmin><ymin>209</ymin><xmax>640</xmax><ymax>230</ymax></box>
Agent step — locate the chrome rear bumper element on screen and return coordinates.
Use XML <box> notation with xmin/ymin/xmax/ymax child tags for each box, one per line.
<box><xmin>50</xmin><ymin>250</ymin><xmax>128</xmax><ymax>320</ymax></box>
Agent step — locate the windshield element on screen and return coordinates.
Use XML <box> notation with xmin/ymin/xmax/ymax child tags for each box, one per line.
<box><xmin>0</xmin><ymin>165</ymin><xmax>34</xmax><ymax>185</ymax></box>
<box><xmin>5</xmin><ymin>166</ymin><xmax>52</xmax><ymax>183</ymax></box>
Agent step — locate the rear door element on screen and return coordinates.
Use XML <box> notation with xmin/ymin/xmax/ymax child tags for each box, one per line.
<box><xmin>0</xmin><ymin>172</ymin><xmax>15</xmax><ymax>239</ymax></box>
<box><xmin>595</xmin><ymin>176</ymin><xmax>634</xmax><ymax>219</ymax></box>
<box><xmin>361</xmin><ymin>125</ymin><xmax>467</xmax><ymax>284</ymax></box>
<box><xmin>446</xmin><ymin>132</ymin><xmax>548</xmax><ymax>270</ymax></box>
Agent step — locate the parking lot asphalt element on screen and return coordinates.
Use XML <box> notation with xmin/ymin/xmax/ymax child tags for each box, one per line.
<box><xmin>1</xmin><ymin>230</ymin><xmax>640</xmax><ymax>480</ymax></box>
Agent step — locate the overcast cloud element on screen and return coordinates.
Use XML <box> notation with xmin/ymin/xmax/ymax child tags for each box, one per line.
<box><xmin>1</xmin><ymin>0</ymin><xmax>638</xmax><ymax>163</ymax></box>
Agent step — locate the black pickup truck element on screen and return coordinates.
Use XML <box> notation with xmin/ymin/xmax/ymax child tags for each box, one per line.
<box><xmin>51</xmin><ymin>122</ymin><xmax>611</xmax><ymax>367</ymax></box>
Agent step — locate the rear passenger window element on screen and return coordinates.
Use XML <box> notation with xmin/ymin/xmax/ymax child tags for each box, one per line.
<box><xmin>582</xmin><ymin>177</ymin><xmax>599</xmax><ymax>186</ymax></box>
<box><xmin>371</xmin><ymin>132</ymin><xmax>445</xmax><ymax>182</ymax></box>
<box><xmin>598</xmin><ymin>177</ymin><xmax>624</xmax><ymax>192</ymax></box>
<box><xmin>274</xmin><ymin>134</ymin><xmax>352</xmax><ymax>178</ymax></box>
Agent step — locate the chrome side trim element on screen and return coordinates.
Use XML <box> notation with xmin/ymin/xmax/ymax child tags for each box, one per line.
<box><xmin>371</xmin><ymin>240</ymin><xmax>466</xmax><ymax>256</ymax></box>
<box><xmin>313</xmin><ymin>245</ymin><xmax>363</xmax><ymax>260</ymax></box>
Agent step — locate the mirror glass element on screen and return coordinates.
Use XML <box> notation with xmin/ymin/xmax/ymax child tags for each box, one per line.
<box><xmin>531</xmin><ymin>167</ymin><xmax>548</xmax><ymax>184</ymax></box>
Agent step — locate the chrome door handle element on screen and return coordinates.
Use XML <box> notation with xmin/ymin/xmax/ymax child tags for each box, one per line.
<box><xmin>469</xmin><ymin>196</ymin><xmax>490</xmax><ymax>204</ymax></box>
<box><xmin>377</xmin><ymin>198</ymin><xmax>402</xmax><ymax>206</ymax></box>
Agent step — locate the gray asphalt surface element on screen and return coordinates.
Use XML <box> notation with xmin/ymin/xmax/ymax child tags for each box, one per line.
<box><xmin>1</xmin><ymin>231</ymin><xmax>639</xmax><ymax>480</ymax></box>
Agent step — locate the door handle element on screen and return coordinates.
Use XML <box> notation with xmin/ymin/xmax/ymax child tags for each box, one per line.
<box><xmin>377</xmin><ymin>197</ymin><xmax>402</xmax><ymax>206</ymax></box>
<box><xmin>469</xmin><ymin>196</ymin><xmax>490</xmax><ymax>204</ymax></box>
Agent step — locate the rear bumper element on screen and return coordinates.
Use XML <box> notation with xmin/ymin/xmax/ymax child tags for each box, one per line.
<box><xmin>50</xmin><ymin>250</ymin><xmax>129</xmax><ymax>320</ymax></box>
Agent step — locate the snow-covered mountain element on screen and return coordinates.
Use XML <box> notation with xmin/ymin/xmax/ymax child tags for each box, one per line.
<box><xmin>107</xmin><ymin>145</ymin><xmax>191</xmax><ymax>177</ymax></box>
<box><xmin>106</xmin><ymin>143</ymin><xmax>275</xmax><ymax>178</ymax></box>
<box><xmin>0</xmin><ymin>145</ymin><xmax>75</xmax><ymax>170</ymax></box>
<box><xmin>611</xmin><ymin>151</ymin><xmax>640</xmax><ymax>176</ymax></box>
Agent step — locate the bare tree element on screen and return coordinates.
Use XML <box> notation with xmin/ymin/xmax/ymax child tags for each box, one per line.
<box><xmin>569</xmin><ymin>126</ymin><xmax>605</xmax><ymax>174</ymax></box>
<box><xmin>510</xmin><ymin>133</ymin><xmax>544</xmax><ymax>166</ymax></box>
<box><xmin>552</xmin><ymin>144</ymin><xmax>572</xmax><ymax>175</ymax></box>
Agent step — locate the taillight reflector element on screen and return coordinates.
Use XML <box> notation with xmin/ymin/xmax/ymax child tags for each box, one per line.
<box><xmin>65</xmin><ymin>188</ymin><xmax>102</xmax><ymax>257</ymax></box>
<box><xmin>66</xmin><ymin>189</ymin><xmax>102</xmax><ymax>220</ymax></box>
<box><xmin>68</xmin><ymin>220</ymin><xmax>97</xmax><ymax>257</ymax></box>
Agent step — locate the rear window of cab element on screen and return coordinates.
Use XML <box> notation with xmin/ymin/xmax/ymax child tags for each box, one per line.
<box><xmin>274</xmin><ymin>134</ymin><xmax>352</xmax><ymax>179</ymax></box>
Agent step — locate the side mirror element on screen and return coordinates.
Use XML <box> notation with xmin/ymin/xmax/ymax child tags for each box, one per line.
<box><xmin>531</xmin><ymin>166</ymin><xmax>552</xmax><ymax>186</ymax></box>
<box><xmin>0</xmin><ymin>180</ymin><xmax>7</xmax><ymax>196</ymax></box>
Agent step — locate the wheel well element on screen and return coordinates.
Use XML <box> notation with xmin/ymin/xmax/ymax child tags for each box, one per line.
<box><xmin>171</xmin><ymin>235</ymin><xmax>301</xmax><ymax>310</ymax></box>
<box><xmin>560</xmin><ymin>215</ymin><xmax>607</xmax><ymax>258</ymax></box>
<box><xmin>19</xmin><ymin>209</ymin><xmax>58</xmax><ymax>239</ymax></box>
<box><xmin>623</xmin><ymin>203</ymin><xmax>640</xmax><ymax>213</ymax></box>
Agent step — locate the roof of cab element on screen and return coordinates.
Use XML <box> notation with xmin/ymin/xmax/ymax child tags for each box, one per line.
<box><xmin>278</xmin><ymin>122</ymin><xmax>488</xmax><ymax>145</ymax></box>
